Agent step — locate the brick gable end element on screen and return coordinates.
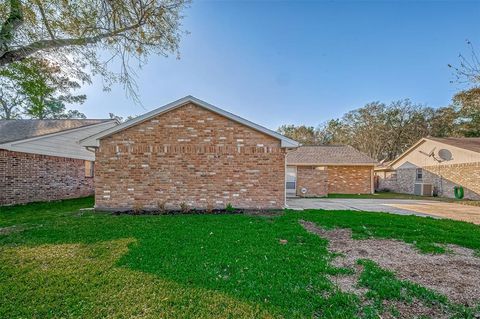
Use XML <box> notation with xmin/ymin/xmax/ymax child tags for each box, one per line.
<box><xmin>95</xmin><ymin>103</ymin><xmax>286</xmax><ymax>210</ymax></box>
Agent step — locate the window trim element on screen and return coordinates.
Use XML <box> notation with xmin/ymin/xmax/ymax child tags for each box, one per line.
<box><xmin>85</xmin><ymin>160</ymin><xmax>94</xmax><ymax>178</ymax></box>
<box><xmin>415</xmin><ymin>168</ymin><xmax>423</xmax><ymax>181</ymax></box>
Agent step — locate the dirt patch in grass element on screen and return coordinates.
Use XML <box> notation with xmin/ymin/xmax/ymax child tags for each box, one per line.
<box><xmin>381</xmin><ymin>299</ymin><xmax>450</xmax><ymax>319</ymax></box>
<box><xmin>327</xmin><ymin>272</ymin><xmax>366</xmax><ymax>297</ymax></box>
<box><xmin>0</xmin><ymin>225</ymin><xmax>24</xmax><ymax>235</ymax></box>
<box><xmin>300</xmin><ymin>220</ymin><xmax>480</xmax><ymax>306</ymax></box>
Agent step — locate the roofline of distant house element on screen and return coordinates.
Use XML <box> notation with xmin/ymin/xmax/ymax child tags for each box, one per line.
<box><xmin>287</xmin><ymin>162</ymin><xmax>376</xmax><ymax>166</ymax></box>
<box><xmin>0</xmin><ymin>119</ymin><xmax>118</xmax><ymax>145</ymax></box>
<box><xmin>388</xmin><ymin>137</ymin><xmax>480</xmax><ymax>168</ymax></box>
<box><xmin>0</xmin><ymin>119</ymin><xmax>119</xmax><ymax>147</ymax></box>
<box><xmin>80</xmin><ymin>96</ymin><xmax>300</xmax><ymax>148</ymax></box>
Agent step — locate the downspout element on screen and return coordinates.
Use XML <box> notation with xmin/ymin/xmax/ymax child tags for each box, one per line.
<box><xmin>371</xmin><ymin>168</ymin><xmax>374</xmax><ymax>194</ymax></box>
<box><xmin>284</xmin><ymin>150</ymin><xmax>287</xmax><ymax>208</ymax></box>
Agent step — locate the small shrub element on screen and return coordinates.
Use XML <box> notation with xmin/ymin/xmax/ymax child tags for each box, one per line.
<box><xmin>206</xmin><ymin>200</ymin><xmax>214</xmax><ymax>214</ymax></box>
<box><xmin>179</xmin><ymin>202</ymin><xmax>190</xmax><ymax>213</ymax></box>
<box><xmin>132</xmin><ymin>202</ymin><xmax>143</xmax><ymax>214</ymax></box>
<box><xmin>156</xmin><ymin>200</ymin><xmax>167</xmax><ymax>214</ymax></box>
<box><xmin>225</xmin><ymin>203</ymin><xmax>235</xmax><ymax>213</ymax></box>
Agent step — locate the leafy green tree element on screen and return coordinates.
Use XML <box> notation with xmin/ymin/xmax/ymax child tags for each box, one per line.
<box><xmin>279</xmin><ymin>100</ymin><xmax>460</xmax><ymax>161</ymax></box>
<box><xmin>277</xmin><ymin>124</ymin><xmax>319</xmax><ymax>145</ymax></box>
<box><xmin>428</xmin><ymin>106</ymin><xmax>459</xmax><ymax>137</ymax></box>
<box><xmin>0</xmin><ymin>58</ymin><xmax>86</xmax><ymax>119</ymax></box>
<box><xmin>0</xmin><ymin>0</ymin><xmax>189</xmax><ymax>100</ymax></box>
<box><xmin>449</xmin><ymin>40</ymin><xmax>480</xmax><ymax>137</ymax></box>
<box><xmin>0</xmin><ymin>65</ymin><xmax>21</xmax><ymax>119</ymax></box>
<box><xmin>316</xmin><ymin>119</ymin><xmax>350</xmax><ymax>145</ymax></box>
<box><xmin>452</xmin><ymin>88</ymin><xmax>480</xmax><ymax>137</ymax></box>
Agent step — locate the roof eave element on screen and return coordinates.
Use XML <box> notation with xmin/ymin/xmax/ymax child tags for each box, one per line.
<box><xmin>287</xmin><ymin>162</ymin><xmax>377</xmax><ymax>166</ymax></box>
<box><xmin>80</xmin><ymin>96</ymin><xmax>300</xmax><ymax>148</ymax></box>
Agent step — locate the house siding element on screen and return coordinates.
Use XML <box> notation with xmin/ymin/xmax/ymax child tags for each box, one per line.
<box><xmin>94</xmin><ymin>103</ymin><xmax>286</xmax><ymax>211</ymax></box>
<box><xmin>0</xmin><ymin>150</ymin><xmax>94</xmax><ymax>205</ymax></box>
<box><xmin>381</xmin><ymin>163</ymin><xmax>480</xmax><ymax>200</ymax></box>
<box><xmin>424</xmin><ymin>162</ymin><xmax>480</xmax><ymax>200</ymax></box>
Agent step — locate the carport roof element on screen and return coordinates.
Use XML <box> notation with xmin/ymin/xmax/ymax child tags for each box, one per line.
<box><xmin>286</xmin><ymin>145</ymin><xmax>377</xmax><ymax>166</ymax></box>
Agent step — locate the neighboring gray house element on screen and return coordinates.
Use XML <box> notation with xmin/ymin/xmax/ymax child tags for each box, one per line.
<box><xmin>0</xmin><ymin>119</ymin><xmax>117</xmax><ymax>205</ymax></box>
<box><xmin>375</xmin><ymin>137</ymin><xmax>480</xmax><ymax>199</ymax></box>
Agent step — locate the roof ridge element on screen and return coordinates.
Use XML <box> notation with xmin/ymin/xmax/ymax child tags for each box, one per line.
<box><xmin>80</xmin><ymin>96</ymin><xmax>300</xmax><ymax>148</ymax></box>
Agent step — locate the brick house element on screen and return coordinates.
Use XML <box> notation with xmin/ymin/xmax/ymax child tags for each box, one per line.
<box><xmin>374</xmin><ymin>137</ymin><xmax>480</xmax><ymax>199</ymax></box>
<box><xmin>0</xmin><ymin>119</ymin><xmax>117</xmax><ymax>205</ymax></box>
<box><xmin>286</xmin><ymin>145</ymin><xmax>377</xmax><ymax>197</ymax></box>
<box><xmin>80</xmin><ymin>96</ymin><xmax>299</xmax><ymax>211</ymax></box>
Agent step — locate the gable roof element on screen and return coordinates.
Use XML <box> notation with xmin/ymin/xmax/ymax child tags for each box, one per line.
<box><xmin>286</xmin><ymin>145</ymin><xmax>377</xmax><ymax>165</ymax></box>
<box><xmin>388</xmin><ymin>137</ymin><xmax>480</xmax><ymax>168</ymax></box>
<box><xmin>0</xmin><ymin>119</ymin><xmax>114</xmax><ymax>144</ymax></box>
<box><xmin>426</xmin><ymin>137</ymin><xmax>480</xmax><ymax>154</ymax></box>
<box><xmin>80</xmin><ymin>96</ymin><xmax>300</xmax><ymax>148</ymax></box>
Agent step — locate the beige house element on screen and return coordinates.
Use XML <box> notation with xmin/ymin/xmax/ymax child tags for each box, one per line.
<box><xmin>286</xmin><ymin>145</ymin><xmax>377</xmax><ymax>197</ymax></box>
<box><xmin>375</xmin><ymin>137</ymin><xmax>480</xmax><ymax>199</ymax></box>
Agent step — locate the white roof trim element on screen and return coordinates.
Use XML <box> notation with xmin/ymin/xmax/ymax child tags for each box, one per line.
<box><xmin>81</xmin><ymin>96</ymin><xmax>300</xmax><ymax>148</ymax></box>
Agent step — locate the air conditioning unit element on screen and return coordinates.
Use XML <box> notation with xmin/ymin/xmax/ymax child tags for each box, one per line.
<box><xmin>414</xmin><ymin>183</ymin><xmax>433</xmax><ymax>196</ymax></box>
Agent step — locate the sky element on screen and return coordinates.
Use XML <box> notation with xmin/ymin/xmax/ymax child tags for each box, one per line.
<box><xmin>77</xmin><ymin>0</ymin><xmax>480</xmax><ymax>130</ymax></box>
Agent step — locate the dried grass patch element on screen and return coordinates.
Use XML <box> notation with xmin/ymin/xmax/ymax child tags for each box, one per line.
<box><xmin>300</xmin><ymin>220</ymin><xmax>480</xmax><ymax>306</ymax></box>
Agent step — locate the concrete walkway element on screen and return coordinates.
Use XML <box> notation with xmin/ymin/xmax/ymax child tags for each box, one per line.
<box><xmin>286</xmin><ymin>198</ymin><xmax>480</xmax><ymax>224</ymax></box>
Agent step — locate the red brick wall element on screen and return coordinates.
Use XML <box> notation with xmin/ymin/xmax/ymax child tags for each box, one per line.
<box><xmin>296</xmin><ymin>166</ymin><xmax>328</xmax><ymax>197</ymax></box>
<box><xmin>0</xmin><ymin>150</ymin><xmax>94</xmax><ymax>205</ymax></box>
<box><xmin>294</xmin><ymin>165</ymin><xmax>373</xmax><ymax>196</ymax></box>
<box><xmin>328</xmin><ymin>165</ymin><xmax>373</xmax><ymax>194</ymax></box>
<box><xmin>95</xmin><ymin>103</ymin><xmax>286</xmax><ymax>211</ymax></box>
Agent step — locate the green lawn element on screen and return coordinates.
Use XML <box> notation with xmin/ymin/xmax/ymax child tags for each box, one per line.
<box><xmin>1</xmin><ymin>197</ymin><xmax>480</xmax><ymax>318</ymax></box>
<box><xmin>327</xmin><ymin>192</ymin><xmax>431</xmax><ymax>200</ymax></box>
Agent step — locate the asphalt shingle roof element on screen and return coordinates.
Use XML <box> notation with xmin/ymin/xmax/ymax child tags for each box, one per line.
<box><xmin>0</xmin><ymin>119</ymin><xmax>112</xmax><ymax>144</ymax></box>
<box><xmin>427</xmin><ymin>137</ymin><xmax>480</xmax><ymax>154</ymax></box>
<box><xmin>286</xmin><ymin>145</ymin><xmax>377</xmax><ymax>165</ymax></box>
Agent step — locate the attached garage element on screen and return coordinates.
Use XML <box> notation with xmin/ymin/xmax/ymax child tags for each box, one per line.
<box><xmin>286</xmin><ymin>146</ymin><xmax>377</xmax><ymax>197</ymax></box>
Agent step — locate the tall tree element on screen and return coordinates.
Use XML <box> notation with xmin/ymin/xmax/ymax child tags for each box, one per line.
<box><xmin>453</xmin><ymin>88</ymin><xmax>480</xmax><ymax>137</ymax></box>
<box><xmin>0</xmin><ymin>0</ymin><xmax>189</xmax><ymax>100</ymax></box>
<box><xmin>0</xmin><ymin>58</ymin><xmax>86</xmax><ymax>119</ymax></box>
<box><xmin>316</xmin><ymin>119</ymin><xmax>349</xmax><ymax>145</ymax></box>
<box><xmin>449</xmin><ymin>40</ymin><xmax>480</xmax><ymax>137</ymax></box>
<box><xmin>277</xmin><ymin>124</ymin><xmax>319</xmax><ymax>145</ymax></box>
<box><xmin>278</xmin><ymin>100</ymin><xmax>455</xmax><ymax>161</ymax></box>
<box><xmin>0</xmin><ymin>65</ymin><xmax>21</xmax><ymax>118</ymax></box>
<box><xmin>428</xmin><ymin>106</ymin><xmax>459</xmax><ymax>137</ymax></box>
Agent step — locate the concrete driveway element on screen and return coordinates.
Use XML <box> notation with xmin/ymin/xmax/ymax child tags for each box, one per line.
<box><xmin>286</xmin><ymin>197</ymin><xmax>480</xmax><ymax>225</ymax></box>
